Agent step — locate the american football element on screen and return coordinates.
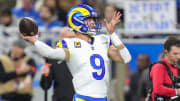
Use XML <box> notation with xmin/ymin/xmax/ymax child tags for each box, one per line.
<box><xmin>19</xmin><ymin>17</ymin><xmax>38</xmax><ymax>36</ymax></box>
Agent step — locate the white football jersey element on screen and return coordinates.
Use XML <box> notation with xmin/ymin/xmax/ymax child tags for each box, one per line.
<box><xmin>56</xmin><ymin>35</ymin><xmax>113</xmax><ymax>98</ymax></box>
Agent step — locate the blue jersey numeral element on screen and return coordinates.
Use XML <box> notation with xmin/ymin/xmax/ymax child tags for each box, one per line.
<box><xmin>90</xmin><ymin>54</ymin><xmax>105</xmax><ymax>80</ymax></box>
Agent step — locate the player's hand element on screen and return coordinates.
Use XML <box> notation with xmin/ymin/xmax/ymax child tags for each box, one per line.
<box><xmin>20</xmin><ymin>33</ymin><xmax>38</xmax><ymax>44</ymax></box>
<box><xmin>104</xmin><ymin>11</ymin><xmax>122</xmax><ymax>34</ymax></box>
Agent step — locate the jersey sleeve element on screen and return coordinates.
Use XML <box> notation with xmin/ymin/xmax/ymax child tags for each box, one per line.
<box><xmin>98</xmin><ymin>34</ymin><xmax>113</xmax><ymax>49</ymax></box>
<box><xmin>56</xmin><ymin>39</ymin><xmax>68</xmax><ymax>49</ymax></box>
<box><xmin>56</xmin><ymin>39</ymin><xmax>71</xmax><ymax>57</ymax></box>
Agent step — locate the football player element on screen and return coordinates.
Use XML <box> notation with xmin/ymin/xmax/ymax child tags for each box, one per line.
<box><xmin>21</xmin><ymin>4</ymin><xmax>131</xmax><ymax>101</ymax></box>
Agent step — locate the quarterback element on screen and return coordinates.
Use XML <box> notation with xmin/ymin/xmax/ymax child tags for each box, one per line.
<box><xmin>21</xmin><ymin>4</ymin><xmax>131</xmax><ymax>101</ymax></box>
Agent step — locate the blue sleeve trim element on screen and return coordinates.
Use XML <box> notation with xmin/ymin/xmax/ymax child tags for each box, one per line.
<box><xmin>109</xmin><ymin>39</ymin><xmax>112</xmax><ymax>46</ymax></box>
<box><xmin>61</xmin><ymin>39</ymin><xmax>68</xmax><ymax>48</ymax></box>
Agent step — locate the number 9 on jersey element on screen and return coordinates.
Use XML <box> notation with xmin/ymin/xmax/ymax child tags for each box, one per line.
<box><xmin>90</xmin><ymin>54</ymin><xmax>105</xmax><ymax>80</ymax></box>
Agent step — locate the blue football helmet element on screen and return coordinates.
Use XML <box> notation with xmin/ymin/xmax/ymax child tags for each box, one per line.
<box><xmin>67</xmin><ymin>4</ymin><xmax>101</xmax><ymax>36</ymax></box>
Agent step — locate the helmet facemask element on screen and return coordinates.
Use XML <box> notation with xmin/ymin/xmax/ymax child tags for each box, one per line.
<box><xmin>82</xmin><ymin>16</ymin><xmax>102</xmax><ymax>36</ymax></box>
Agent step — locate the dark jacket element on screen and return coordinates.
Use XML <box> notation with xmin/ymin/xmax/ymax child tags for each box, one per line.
<box><xmin>40</xmin><ymin>60</ymin><xmax>74</xmax><ymax>101</ymax></box>
<box><xmin>127</xmin><ymin>68</ymin><xmax>143</xmax><ymax>101</ymax></box>
<box><xmin>138</xmin><ymin>68</ymin><xmax>152</xmax><ymax>99</ymax></box>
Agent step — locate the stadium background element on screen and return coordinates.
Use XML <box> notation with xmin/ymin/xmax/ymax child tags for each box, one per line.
<box><xmin>0</xmin><ymin>0</ymin><xmax>179</xmax><ymax>101</ymax></box>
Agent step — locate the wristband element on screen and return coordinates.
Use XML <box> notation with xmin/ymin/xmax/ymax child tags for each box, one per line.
<box><xmin>119</xmin><ymin>48</ymin><xmax>131</xmax><ymax>63</ymax></box>
<box><xmin>110</xmin><ymin>32</ymin><xmax>123</xmax><ymax>47</ymax></box>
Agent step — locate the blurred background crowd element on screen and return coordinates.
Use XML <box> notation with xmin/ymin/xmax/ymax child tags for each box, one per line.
<box><xmin>0</xmin><ymin>0</ymin><xmax>179</xmax><ymax>101</ymax></box>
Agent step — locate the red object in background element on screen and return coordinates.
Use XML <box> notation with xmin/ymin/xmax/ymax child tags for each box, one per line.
<box><xmin>31</xmin><ymin>67</ymin><xmax>37</xmax><ymax>73</ymax></box>
<box><xmin>150</xmin><ymin>58</ymin><xmax>178</xmax><ymax>100</ymax></box>
<box><xmin>44</xmin><ymin>63</ymin><xmax>50</xmax><ymax>77</ymax></box>
<box><xmin>125</xmin><ymin>78</ymin><xmax>130</xmax><ymax>85</ymax></box>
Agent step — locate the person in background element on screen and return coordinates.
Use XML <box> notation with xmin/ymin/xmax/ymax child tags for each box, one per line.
<box><xmin>138</xmin><ymin>52</ymin><xmax>164</xmax><ymax>101</ymax></box>
<box><xmin>43</xmin><ymin>0</ymin><xmax>57</xmax><ymax>12</ymax></box>
<box><xmin>150</xmin><ymin>37</ymin><xmax>180</xmax><ymax>101</ymax></box>
<box><xmin>125</xmin><ymin>54</ymin><xmax>150</xmax><ymax>101</ymax></box>
<box><xmin>12</xmin><ymin>0</ymin><xmax>40</xmax><ymax>21</ymax></box>
<box><xmin>0</xmin><ymin>7</ymin><xmax>17</xmax><ymax>28</ymax></box>
<box><xmin>37</xmin><ymin>5</ymin><xmax>64</xmax><ymax>29</ymax></box>
<box><xmin>36</xmin><ymin>5</ymin><xmax>64</xmax><ymax>46</ymax></box>
<box><xmin>0</xmin><ymin>0</ymin><xmax>16</xmax><ymax>9</ymax></box>
<box><xmin>35</xmin><ymin>0</ymin><xmax>57</xmax><ymax>12</ymax></box>
<box><xmin>56</xmin><ymin>0</ymin><xmax>79</xmax><ymax>25</ymax></box>
<box><xmin>40</xmin><ymin>27</ymin><xmax>75</xmax><ymax>101</ymax></box>
<box><xmin>0</xmin><ymin>7</ymin><xmax>18</xmax><ymax>54</ymax></box>
<box><xmin>0</xmin><ymin>39</ymin><xmax>37</xmax><ymax>101</ymax></box>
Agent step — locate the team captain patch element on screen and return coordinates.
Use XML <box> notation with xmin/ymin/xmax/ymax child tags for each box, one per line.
<box><xmin>74</xmin><ymin>42</ymin><xmax>81</xmax><ymax>48</ymax></box>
